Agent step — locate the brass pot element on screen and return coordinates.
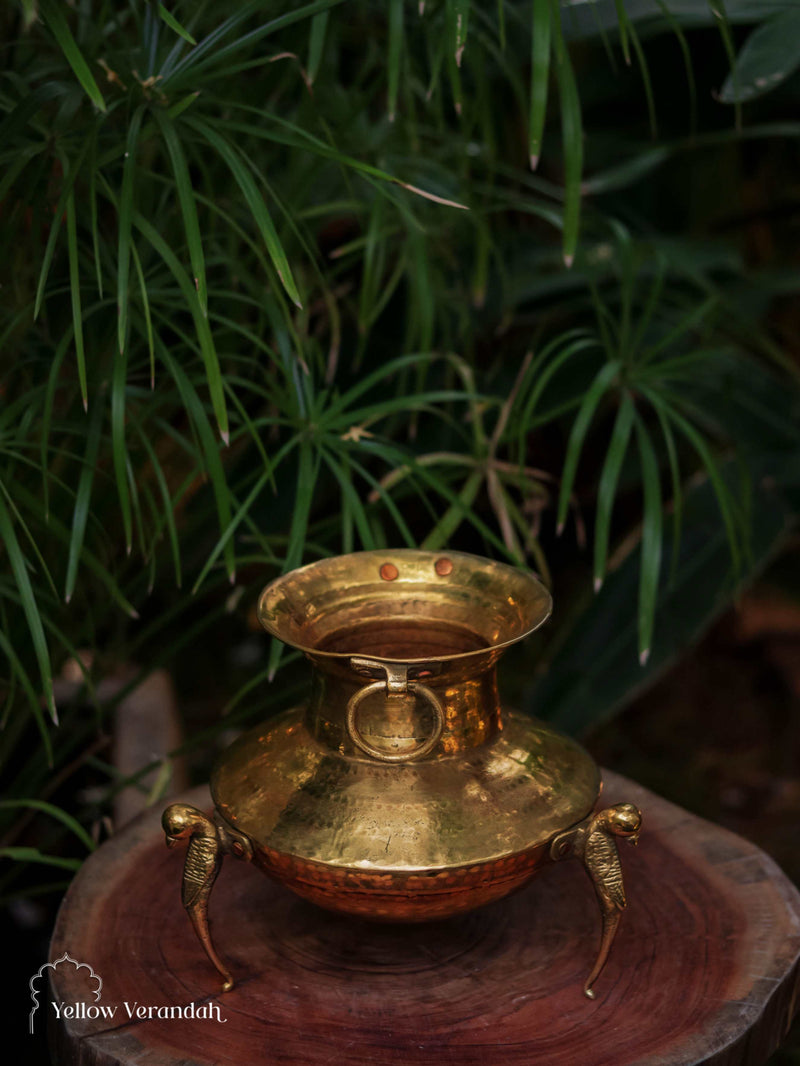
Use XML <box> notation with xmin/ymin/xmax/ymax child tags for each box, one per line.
<box><xmin>163</xmin><ymin>550</ymin><xmax>642</xmax><ymax>998</ymax></box>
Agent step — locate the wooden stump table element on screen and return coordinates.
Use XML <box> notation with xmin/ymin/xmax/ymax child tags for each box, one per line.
<box><xmin>48</xmin><ymin>773</ymin><xmax>800</xmax><ymax>1066</ymax></box>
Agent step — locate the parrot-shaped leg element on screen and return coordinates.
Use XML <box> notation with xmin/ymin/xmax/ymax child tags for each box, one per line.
<box><xmin>162</xmin><ymin>803</ymin><xmax>252</xmax><ymax>993</ymax></box>
<box><xmin>551</xmin><ymin>801</ymin><xmax>642</xmax><ymax>999</ymax></box>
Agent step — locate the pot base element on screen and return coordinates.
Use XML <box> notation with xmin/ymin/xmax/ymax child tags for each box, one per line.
<box><xmin>249</xmin><ymin>838</ymin><xmax>550</xmax><ymax>923</ymax></box>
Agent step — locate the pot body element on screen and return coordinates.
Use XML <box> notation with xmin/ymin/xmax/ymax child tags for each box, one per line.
<box><xmin>211</xmin><ymin>550</ymin><xmax>600</xmax><ymax>920</ymax></box>
<box><xmin>213</xmin><ymin>705</ymin><xmax>599</xmax><ymax>920</ymax></box>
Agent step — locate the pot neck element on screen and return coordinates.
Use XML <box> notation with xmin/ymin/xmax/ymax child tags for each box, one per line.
<box><xmin>305</xmin><ymin>651</ymin><xmax>503</xmax><ymax>759</ymax></box>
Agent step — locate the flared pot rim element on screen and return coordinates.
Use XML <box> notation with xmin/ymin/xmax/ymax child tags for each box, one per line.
<box><xmin>256</xmin><ymin>548</ymin><xmax>552</xmax><ymax>666</ymax></box>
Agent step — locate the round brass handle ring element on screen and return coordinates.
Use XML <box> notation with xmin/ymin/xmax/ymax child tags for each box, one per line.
<box><xmin>346</xmin><ymin>680</ymin><xmax>445</xmax><ymax>763</ymax></box>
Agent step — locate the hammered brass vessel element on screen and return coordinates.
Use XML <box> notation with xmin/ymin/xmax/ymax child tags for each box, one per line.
<box><xmin>163</xmin><ymin>550</ymin><xmax>642</xmax><ymax>998</ymax></box>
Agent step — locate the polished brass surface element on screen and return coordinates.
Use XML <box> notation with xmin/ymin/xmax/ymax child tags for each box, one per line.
<box><xmin>345</xmin><ymin>658</ymin><xmax>446</xmax><ymax>762</ymax></box>
<box><xmin>550</xmin><ymin>802</ymin><xmax>642</xmax><ymax>998</ymax></box>
<box><xmin>162</xmin><ymin>803</ymin><xmax>253</xmax><ymax>992</ymax></box>
<box><xmin>165</xmin><ymin>549</ymin><xmax>643</xmax><ymax>997</ymax></box>
<box><xmin>213</xmin><ymin>707</ymin><xmax>598</xmax><ymax>874</ymax></box>
<box><xmin>257</xmin><ymin>550</ymin><xmax>553</xmax><ymax>666</ymax></box>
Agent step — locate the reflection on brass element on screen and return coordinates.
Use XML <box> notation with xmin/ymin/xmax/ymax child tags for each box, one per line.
<box><xmin>162</xmin><ymin>803</ymin><xmax>252</xmax><ymax>992</ymax></box>
<box><xmin>164</xmin><ymin>549</ymin><xmax>644</xmax><ymax>998</ymax></box>
<box><xmin>551</xmin><ymin>802</ymin><xmax>642</xmax><ymax>998</ymax></box>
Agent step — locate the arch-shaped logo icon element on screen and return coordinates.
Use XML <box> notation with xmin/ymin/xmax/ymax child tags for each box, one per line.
<box><xmin>29</xmin><ymin>953</ymin><xmax>102</xmax><ymax>1035</ymax></box>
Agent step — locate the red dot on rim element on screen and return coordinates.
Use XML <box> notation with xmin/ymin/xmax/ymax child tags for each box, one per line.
<box><xmin>434</xmin><ymin>557</ymin><xmax>453</xmax><ymax>576</ymax></box>
<box><xmin>380</xmin><ymin>563</ymin><xmax>399</xmax><ymax>581</ymax></box>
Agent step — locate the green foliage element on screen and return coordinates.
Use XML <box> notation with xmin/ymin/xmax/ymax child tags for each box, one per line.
<box><xmin>533</xmin><ymin>351</ymin><xmax>800</xmax><ymax>730</ymax></box>
<box><xmin>1</xmin><ymin>1</ymin><xmax>799</xmax><ymax>889</ymax></box>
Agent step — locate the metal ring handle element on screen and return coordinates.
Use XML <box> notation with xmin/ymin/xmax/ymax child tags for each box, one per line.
<box><xmin>346</xmin><ymin>680</ymin><xmax>445</xmax><ymax>763</ymax></box>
